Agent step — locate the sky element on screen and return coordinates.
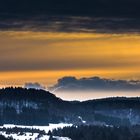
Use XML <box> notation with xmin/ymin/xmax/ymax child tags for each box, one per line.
<box><xmin>1</xmin><ymin>15</ymin><xmax>140</xmax><ymax>100</ymax></box>
<box><xmin>1</xmin><ymin>31</ymin><xmax>140</xmax><ymax>85</ymax></box>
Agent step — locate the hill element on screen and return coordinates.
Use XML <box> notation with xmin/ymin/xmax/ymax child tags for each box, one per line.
<box><xmin>0</xmin><ymin>87</ymin><xmax>140</xmax><ymax>126</ymax></box>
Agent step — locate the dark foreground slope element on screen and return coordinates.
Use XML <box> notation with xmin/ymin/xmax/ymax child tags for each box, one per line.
<box><xmin>52</xmin><ymin>125</ymin><xmax>140</xmax><ymax>140</ymax></box>
<box><xmin>0</xmin><ymin>87</ymin><xmax>140</xmax><ymax>126</ymax></box>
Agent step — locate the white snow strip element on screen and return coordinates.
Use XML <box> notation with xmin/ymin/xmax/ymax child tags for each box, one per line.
<box><xmin>0</xmin><ymin>123</ymin><xmax>73</xmax><ymax>140</ymax></box>
<box><xmin>0</xmin><ymin>123</ymin><xmax>72</xmax><ymax>133</ymax></box>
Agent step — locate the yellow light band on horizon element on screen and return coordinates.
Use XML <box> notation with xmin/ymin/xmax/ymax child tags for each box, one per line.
<box><xmin>0</xmin><ymin>31</ymin><xmax>140</xmax><ymax>87</ymax></box>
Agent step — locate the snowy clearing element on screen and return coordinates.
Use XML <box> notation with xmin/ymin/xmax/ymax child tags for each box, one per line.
<box><xmin>0</xmin><ymin>123</ymin><xmax>72</xmax><ymax>140</ymax></box>
<box><xmin>0</xmin><ymin>123</ymin><xmax>73</xmax><ymax>133</ymax></box>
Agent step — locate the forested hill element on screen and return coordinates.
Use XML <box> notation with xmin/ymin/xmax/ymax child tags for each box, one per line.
<box><xmin>0</xmin><ymin>87</ymin><xmax>60</xmax><ymax>102</ymax></box>
<box><xmin>0</xmin><ymin>87</ymin><xmax>140</xmax><ymax>126</ymax></box>
<box><xmin>0</xmin><ymin>87</ymin><xmax>71</xmax><ymax>125</ymax></box>
<box><xmin>82</xmin><ymin>97</ymin><xmax>140</xmax><ymax>109</ymax></box>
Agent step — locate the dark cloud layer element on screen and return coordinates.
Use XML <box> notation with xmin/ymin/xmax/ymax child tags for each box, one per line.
<box><xmin>0</xmin><ymin>0</ymin><xmax>140</xmax><ymax>17</ymax></box>
<box><xmin>0</xmin><ymin>0</ymin><xmax>140</xmax><ymax>33</ymax></box>
<box><xmin>0</xmin><ymin>15</ymin><xmax>140</xmax><ymax>34</ymax></box>
<box><xmin>24</xmin><ymin>82</ymin><xmax>46</xmax><ymax>90</ymax></box>
<box><xmin>49</xmin><ymin>76</ymin><xmax>140</xmax><ymax>92</ymax></box>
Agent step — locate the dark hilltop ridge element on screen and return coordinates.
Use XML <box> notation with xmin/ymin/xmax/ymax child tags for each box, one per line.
<box><xmin>0</xmin><ymin>87</ymin><xmax>140</xmax><ymax>126</ymax></box>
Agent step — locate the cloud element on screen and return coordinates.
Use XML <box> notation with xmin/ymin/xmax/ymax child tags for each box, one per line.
<box><xmin>0</xmin><ymin>0</ymin><xmax>140</xmax><ymax>18</ymax></box>
<box><xmin>49</xmin><ymin>76</ymin><xmax>140</xmax><ymax>92</ymax></box>
<box><xmin>24</xmin><ymin>82</ymin><xmax>46</xmax><ymax>90</ymax></box>
<box><xmin>1</xmin><ymin>16</ymin><xmax>140</xmax><ymax>34</ymax></box>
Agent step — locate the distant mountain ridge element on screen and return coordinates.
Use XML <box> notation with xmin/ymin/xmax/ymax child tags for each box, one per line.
<box><xmin>0</xmin><ymin>87</ymin><xmax>140</xmax><ymax>126</ymax></box>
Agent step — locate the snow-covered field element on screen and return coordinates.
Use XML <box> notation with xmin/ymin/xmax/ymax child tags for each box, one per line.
<box><xmin>0</xmin><ymin>123</ymin><xmax>73</xmax><ymax>140</ymax></box>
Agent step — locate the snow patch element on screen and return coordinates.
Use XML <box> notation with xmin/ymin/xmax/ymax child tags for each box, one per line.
<box><xmin>0</xmin><ymin>123</ymin><xmax>73</xmax><ymax>133</ymax></box>
<box><xmin>0</xmin><ymin>123</ymin><xmax>72</xmax><ymax>140</ymax></box>
<box><xmin>78</xmin><ymin>116</ymin><xmax>86</xmax><ymax>124</ymax></box>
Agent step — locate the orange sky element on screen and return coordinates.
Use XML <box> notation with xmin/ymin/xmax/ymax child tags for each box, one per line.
<box><xmin>0</xmin><ymin>31</ymin><xmax>140</xmax><ymax>88</ymax></box>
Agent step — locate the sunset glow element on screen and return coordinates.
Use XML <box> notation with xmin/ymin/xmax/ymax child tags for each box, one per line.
<box><xmin>0</xmin><ymin>31</ymin><xmax>140</xmax><ymax>88</ymax></box>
